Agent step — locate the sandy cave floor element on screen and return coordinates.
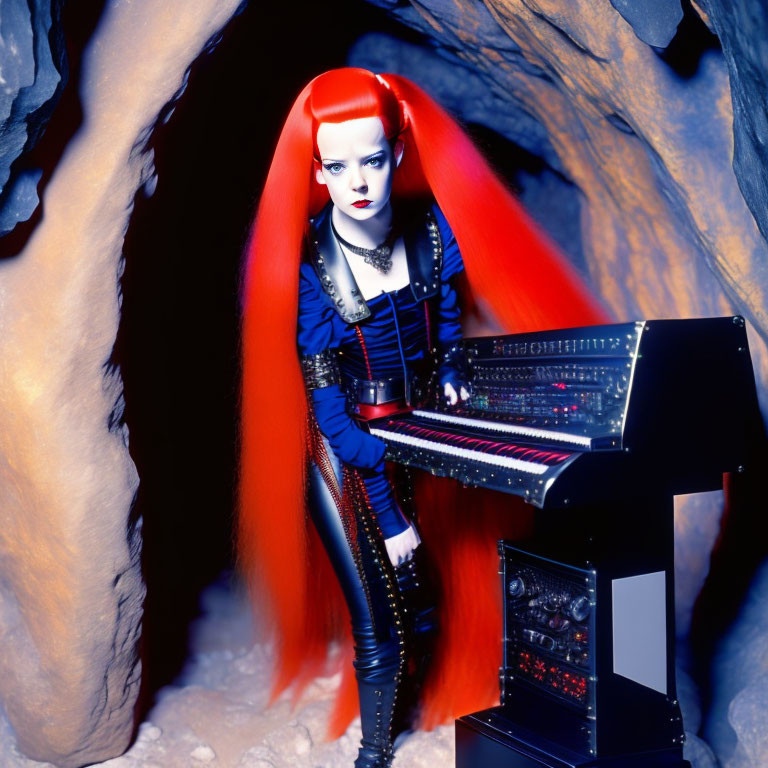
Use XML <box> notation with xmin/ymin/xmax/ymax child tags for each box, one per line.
<box><xmin>0</xmin><ymin>576</ymin><xmax>453</xmax><ymax>768</ymax></box>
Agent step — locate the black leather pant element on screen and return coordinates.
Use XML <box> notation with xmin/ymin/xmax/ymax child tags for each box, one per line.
<box><xmin>307</xmin><ymin>441</ymin><xmax>404</xmax><ymax>682</ymax></box>
<box><xmin>308</xmin><ymin>439</ymin><xmax>410</xmax><ymax>767</ymax></box>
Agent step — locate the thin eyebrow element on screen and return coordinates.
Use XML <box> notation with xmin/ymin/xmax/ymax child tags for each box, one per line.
<box><xmin>320</xmin><ymin>149</ymin><xmax>386</xmax><ymax>165</ymax></box>
<box><xmin>321</xmin><ymin>150</ymin><xmax>386</xmax><ymax>164</ymax></box>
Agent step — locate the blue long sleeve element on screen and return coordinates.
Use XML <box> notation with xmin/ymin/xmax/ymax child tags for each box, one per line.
<box><xmin>309</xmin><ymin>384</ymin><xmax>387</xmax><ymax>470</ymax></box>
<box><xmin>297</xmin><ymin>265</ymin><xmax>408</xmax><ymax>537</ymax></box>
<box><xmin>298</xmin><ymin>264</ymin><xmax>387</xmax><ymax>471</ymax></box>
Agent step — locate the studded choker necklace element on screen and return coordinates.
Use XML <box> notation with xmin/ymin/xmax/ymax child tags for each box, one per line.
<box><xmin>331</xmin><ymin>221</ymin><xmax>398</xmax><ymax>274</ymax></box>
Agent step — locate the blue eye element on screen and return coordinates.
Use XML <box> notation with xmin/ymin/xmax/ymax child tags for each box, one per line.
<box><xmin>324</xmin><ymin>163</ymin><xmax>344</xmax><ymax>175</ymax></box>
<box><xmin>366</xmin><ymin>156</ymin><xmax>384</xmax><ymax>168</ymax></box>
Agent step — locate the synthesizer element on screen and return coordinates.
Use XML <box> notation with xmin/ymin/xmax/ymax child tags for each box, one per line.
<box><xmin>369</xmin><ymin>317</ymin><xmax>759</xmax><ymax>507</ymax></box>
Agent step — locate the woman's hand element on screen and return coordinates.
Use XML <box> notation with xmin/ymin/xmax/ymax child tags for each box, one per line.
<box><xmin>384</xmin><ymin>523</ymin><xmax>421</xmax><ymax>567</ymax></box>
<box><xmin>443</xmin><ymin>381</ymin><xmax>469</xmax><ymax>406</ymax></box>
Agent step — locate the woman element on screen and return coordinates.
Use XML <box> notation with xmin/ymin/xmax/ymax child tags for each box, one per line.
<box><xmin>240</xmin><ymin>68</ymin><xmax>604</xmax><ymax>767</ymax></box>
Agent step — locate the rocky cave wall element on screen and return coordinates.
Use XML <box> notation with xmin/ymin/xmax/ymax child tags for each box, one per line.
<box><xmin>0</xmin><ymin>1</ymin><xmax>244</xmax><ymax>766</ymax></box>
<box><xmin>0</xmin><ymin>0</ymin><xmax>67</xmax><ymax>236</ymax></box>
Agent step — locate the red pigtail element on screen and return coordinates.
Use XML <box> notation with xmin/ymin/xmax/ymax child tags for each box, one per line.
<box><xmin>240</xmin><ymin>81</ymin><xmax>319</xmax><ymax>694</ymax></box>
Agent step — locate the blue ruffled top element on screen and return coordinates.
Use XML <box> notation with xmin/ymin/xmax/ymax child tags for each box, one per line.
<box><xmin>297</xmin><ymin>204</ymin><xmax>465</xmax><ymax>537</ymax></box>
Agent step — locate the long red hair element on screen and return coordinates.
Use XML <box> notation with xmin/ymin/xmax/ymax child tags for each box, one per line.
<box><xmin>240</xmin><ymin>68</ymin><xmax>606</xmax><ymax>734</ymax></box>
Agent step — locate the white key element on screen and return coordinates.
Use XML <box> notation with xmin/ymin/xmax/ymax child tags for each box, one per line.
<box><xmin>410</xmin><ymin>410</ymin><xmax>593</xmax><ymax>449</ymax></box>
<box><xmin>369</xmin><ymin>428</ymin><xmax>550</xmax><ymax>475</ymax></box>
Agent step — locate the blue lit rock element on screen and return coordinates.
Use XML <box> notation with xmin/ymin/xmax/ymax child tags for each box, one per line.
<box><xmin>609</xmin><ymin>0</ymin><xmax>683</xmax><ymax>48</ymax></box>
<box><xmin>704</xmin><ymin>558</ymin><xmax>768</xmax><ymax>765</ymax></box>
<box><xmin>694</xmin><ymin>0</ymin><xmax>768</xmax><ymax>254</ymax></box>
<box><xmin>683</xmin><ymin>734</ymin><xmax>719</xmax><ymax>768</ymax></box>
<box><xmin>0</xmin><ymin>170</ymin><xmax>44</xmax><ymax>234</ymax></box>
<box><xmin>352</xmin><ymin>34</ymin><xmax>562</xmax><ymax>173</ymax></box>
<box><xmin>727</xmin><ymin>676</ymin><xmax>768</xmax><ymax>767</ymax></box>
<box><xmin>678</xmin><ymin>663</ymin><xmax>719</xmax><ymax>766</ymax></box>
<box><xmin>674</xmin><ymin>491</ymin><xmax>723</xmax><ymax>638</ymax></box>
<box><xmin>0</xmin><ymin>0</ymin><xmax>66</xmax><ymax>236</ymax></box>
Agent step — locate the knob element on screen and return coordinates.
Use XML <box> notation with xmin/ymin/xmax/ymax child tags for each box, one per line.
<box><xmin>508</xmin><ymin>576</ymin><xmax>526</xmax><ymax>598</ymax></box>
<box><xmin>569</xmin><ymin>596</ymin><xmax>591</xmax><ymax>623</ymax></box>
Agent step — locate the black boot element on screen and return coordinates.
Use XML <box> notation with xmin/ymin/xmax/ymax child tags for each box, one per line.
<box><xmin>354</xmin><ymin>671</ymin><xmax>401</xmax><ymax>768</ymax></box>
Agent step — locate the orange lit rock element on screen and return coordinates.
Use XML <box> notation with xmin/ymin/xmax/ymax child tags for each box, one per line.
<box><xmin>0</xmin><ymin>1</ymin><xmax>242</xmax><ymax>766</ymax></box>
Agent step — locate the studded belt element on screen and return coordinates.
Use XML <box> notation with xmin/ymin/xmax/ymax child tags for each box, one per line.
<box><xmin>348</xmin><ymin>376</ymin><xmax>406</xmax><ymax>405</ymax></box>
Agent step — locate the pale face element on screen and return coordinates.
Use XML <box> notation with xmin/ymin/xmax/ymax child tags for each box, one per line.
<box><xmin>314</xmin><ymin>117</ymin><xmax>402</xmax><ymax>222</ymax></box>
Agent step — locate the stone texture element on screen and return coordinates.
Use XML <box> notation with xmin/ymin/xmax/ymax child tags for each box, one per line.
<box><xmin>0</xmin><ymin>575</ymin><xmax>722</xmax><ymax>768</ymax></box>
<box><xmin>696</xmin><ymin>1</ymin><xmax>768</xmax><ymax>252</ymax></box>
<box><xmin>674</xmin><ymin>491</ymin><xmax>723</xmax><ymax>639</ymax></box>
<box><xmin>0</xmin><ymin>0</ymin><xmax>66</xmax><ymax>235</ymax></box>
<box><xmin>609</xmin><ymin>0</ymin><xmax>683</xmax><ymax>48</ymax></box>
<box><xmin>727</xmin><ymin>678</ymin><xmax>768</xmax><ymax>768</ymax></box>
<box><xmin>0</xmin><ymin>0</ymin><xmax>243</xmax><ymax>765</ymax></box>
<box><xmin>704</xmin><ymin>559</ymin><xmax>768</xmax><ymax>766</ymax></box>
<box><xmin>0</xmin><ymin>579</ymin><xmax>454</xmax><ymax>768</ymax></box>
<box><xmin>683</xmin><ymin>734</ymin><xmax>720</xmax><ymax>768</ymax></box>
<box><xmin>677</xmin><ymin>664</ymin><xmax>719</xmax><ymax>766</ymax></box>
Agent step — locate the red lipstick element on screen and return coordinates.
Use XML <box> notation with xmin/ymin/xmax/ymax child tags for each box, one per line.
<box><xmin>352</xmin><ymin>200</ymin><xmax>372</xmax><ymax>208</ymax></box>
